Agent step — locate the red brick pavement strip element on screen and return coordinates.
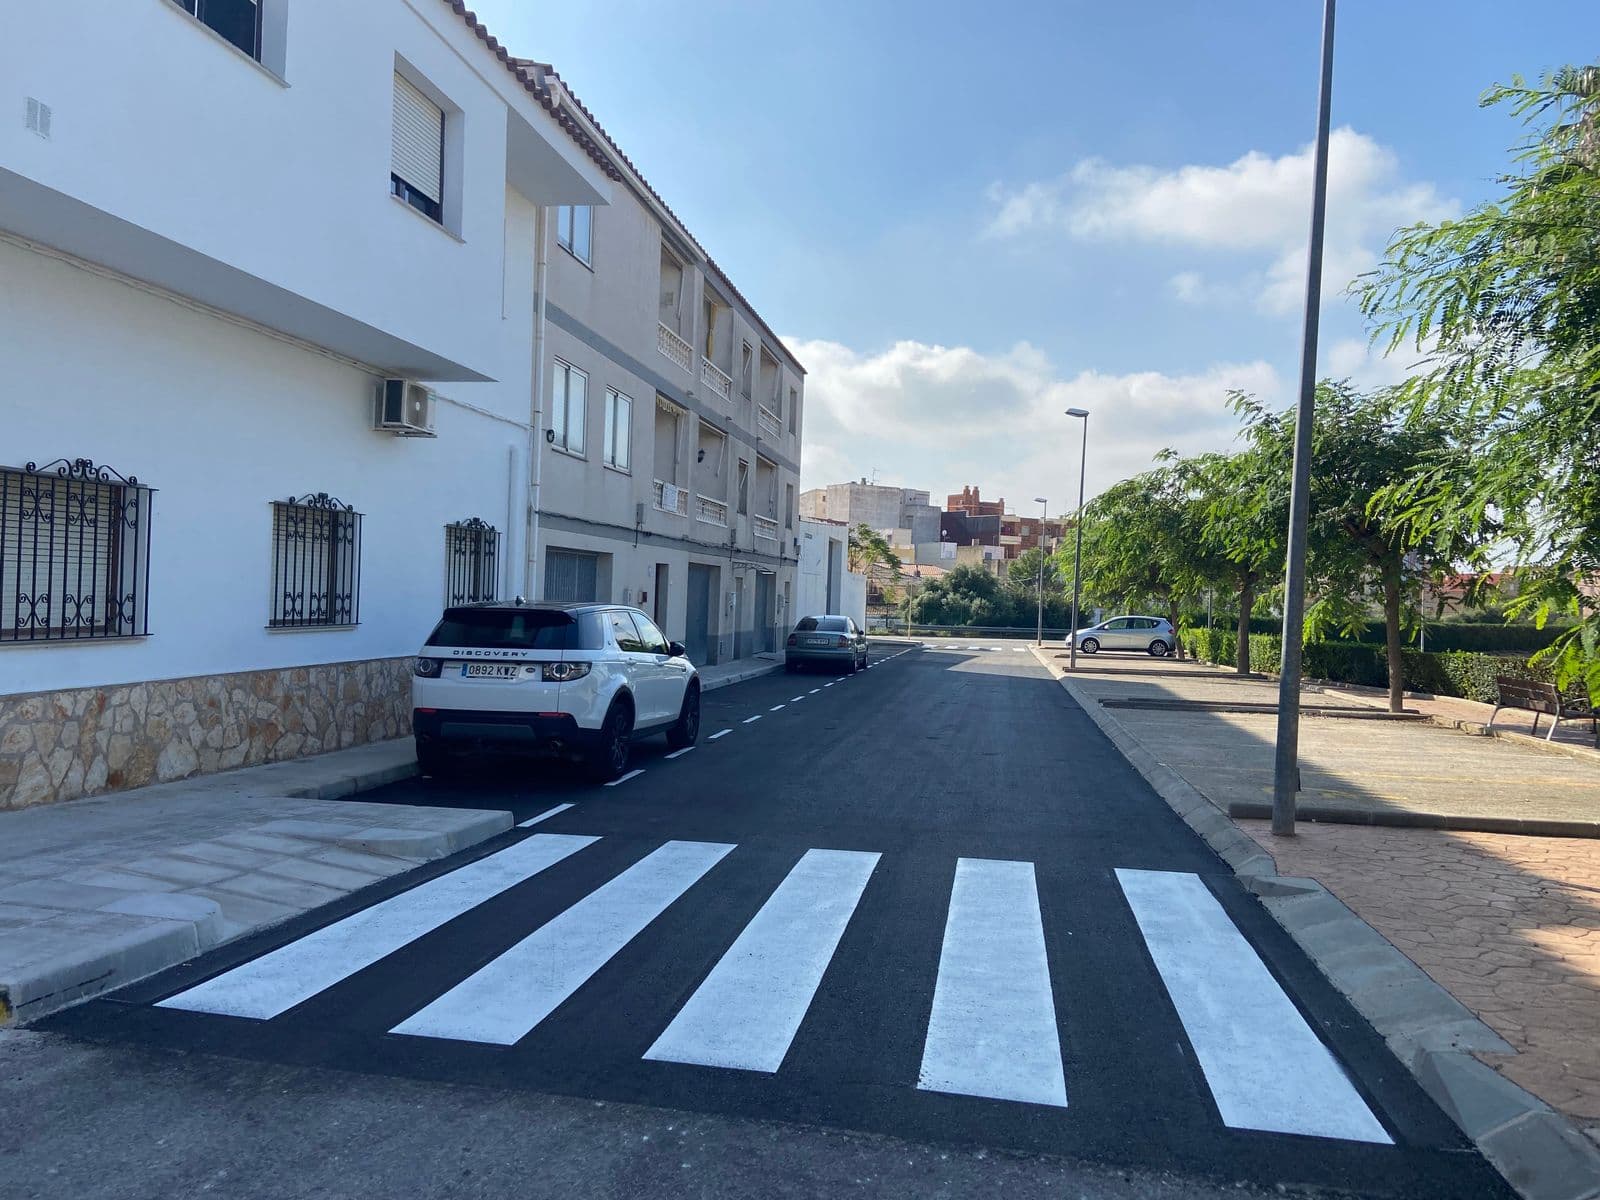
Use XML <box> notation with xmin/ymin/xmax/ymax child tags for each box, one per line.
<box><xmin>1242</xmin><ymin>819</ymin><xmax>1600</xmax><ymax>1142</ymax></box>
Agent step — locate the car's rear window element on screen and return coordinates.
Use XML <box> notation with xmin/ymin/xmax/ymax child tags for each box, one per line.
<box><xmin>795</xmin><ymin>616</ymin><xmax>847</xmax><ymax>633</ymax></box>
<box><xmin>426</xmin><ymin>609</ymin><xmax>579</xmax><ymax>650</ymax></box>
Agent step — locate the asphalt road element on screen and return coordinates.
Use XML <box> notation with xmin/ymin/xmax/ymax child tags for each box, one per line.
<box><xmin>22</xmin><ymin>642</ymin><xmax>1512</xmax><ymax>1199</ymax></box>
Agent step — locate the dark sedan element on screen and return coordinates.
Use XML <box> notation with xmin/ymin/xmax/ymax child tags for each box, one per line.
<box><xmin>785</xmin><ymin>615</ymin><xmax>868</xmax><ymax>673</ymax></box>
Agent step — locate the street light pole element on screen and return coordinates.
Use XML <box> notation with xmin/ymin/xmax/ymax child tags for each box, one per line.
<box><xmin>1033</xmin><ymin>497</ymin><xmax>1048</xmax><ymax>645</ymax></box>
<box><xmin>1272</xmin><ymin>0</ymin><xmax>1337</xmax><ymax>839</ymax></box>
<box><xmin>1065</xmin><ymin>408</ymin><xmax>1089</xmax><ymax>669</ymax></box>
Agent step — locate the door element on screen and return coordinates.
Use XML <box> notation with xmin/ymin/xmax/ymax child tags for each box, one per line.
<box><xmin>606</xmin><ymin>609</ymin><xmax>660</xmax><ymax>725</ymax></box>
<box><xmin>754</xmin><ymin>572</ymin><xmax>775</xmax><ymax>654</ymax></box>
<box><xmin>1101</xmin><ymin>617</ymin><xmax>1136</xmax><ymax>649</ymax></box>
<box><xmin>632</xmin><ymin>610</ymin><xmax>687</xmax><ymax>724</ymax></box>
<box><xmin>686</xmin><ymin>564</ymin><xmax>714</xmax><ymax>666</ymax></box>
<box><xmin>653</xmin><ymin>563</ymin><xmax>669</xmax><ymax>628</ymax></box>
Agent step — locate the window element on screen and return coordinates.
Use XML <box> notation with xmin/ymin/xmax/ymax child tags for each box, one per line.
<box><xmin>426</xmin><ymin>607</ymin><xmax>577</xmax><ymax>651</ymax></box>
<box><xmin>551</xmin><ymin>359</ymin><xmax>587</xmax><ymax>455</ymax></box>
<box><xmin>603</xmin><ymin>389</ymin><xmax>632</xmax><ymax>471</ymax></box>
<box><xmin>176</xmin><ymin>0</ymin><xmax>261</xmax><ymax>60</ymax></box>
<box><xmin>545</xmin><ymin>549</ymin><xmax>600</xmax><ymax>602</ymax></box>
<box><xmin>660</xmin><ymin>248</ymin><xmax>686</xmax><ymax>335</ymax></box>
<box><xmin>788</xmin><ymin>386</ymin><xmax>799</xmax><ymax>433</ymax></box>
<box><xmin>740</xmin><ymin>342</ymin><xmax>754</xmax><ymax>399</ymax></box>
<box><xmin>444</xmin><ymin>518</ymin><xmax>499</xmax><ymax>604</ymax></box>
<box><xmin>0</xmin><ymin>458</ymin><xmax>152</xmax><ymax>643</ymax></box>
<box><xmin>557</xmin><ymin>206</ymin><xmax>592</xmax><ymax>266</ymax></box>
<box><xmin>785</xmin><ymin>483</ymin><xmax>796</xmax><ymax>530</ymax></box>
<box><xmin>736</xmin><ymin>459</ymin><xmax>750</xmax><ymax>515</ymax></box>
<box><xmin>269</xmin><ymin>494</ymin><xmax>362</xmax><ymax>627</ymax></box>
<box><xmin>392</xmin><ymin>72</ymin><xmax>444</xmax><ymax>223</ymax></box>
<box><xmin>608</xmin><ymin>609</ymin><xmax>644</xmax><ymax>652</ymax></box>
<box><xmin>633</xmin><ymin>612</ymin><xmax>671</xmax><ymax>655</ymax></box>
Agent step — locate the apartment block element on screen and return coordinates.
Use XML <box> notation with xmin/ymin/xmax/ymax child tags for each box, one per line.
<box><xmin>799</xmin><ymin>480</ymin><xmax>939</xmax><ymax>544</ymax></box>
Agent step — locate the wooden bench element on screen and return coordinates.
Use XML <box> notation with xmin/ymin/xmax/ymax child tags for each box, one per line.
<box><xmin>1489</xmin><ymin>676</ymin><xmax>1597</xmax><ymax>742</ymax></box>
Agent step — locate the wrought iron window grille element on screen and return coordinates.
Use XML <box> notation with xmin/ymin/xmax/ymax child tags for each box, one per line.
<box><xmin>445</xmin><ymin>518</ymin><xmax>499</xmax><ymax>604</ymax></box>
<box><xmin>269</xmin><ymin>493</ymin><xmax>362</xmax><ymax>628</ymax></box>
<box><xmin>1</xmin><ymin>458</ymin><xmax>153</xmax><ymax>643</ymax></box>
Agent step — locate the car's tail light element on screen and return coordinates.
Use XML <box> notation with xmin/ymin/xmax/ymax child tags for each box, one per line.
<box><xmin>542</xmin><ymin>662</ymin><xmax>592</xmax><ymax>682</ymax></box>
<box><xmin>413</xmin><ymin>657</ymin><xmax>443</xmax><ymax>678</ymax></box>
<box><xmin>787</xmin><ymin>634</ymin><xmax>797</xmax><ymax>646</ymax></box>
<box><xmin>836</xmin><ymin>635</ymin><xmax>851</xmax><ymax>648</ymax></box>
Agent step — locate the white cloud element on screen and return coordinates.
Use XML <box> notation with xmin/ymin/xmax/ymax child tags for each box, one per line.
<box><xmin>984</xmin><ymin>128</ymin><xmax>1455</xmax><ymax>315</ymax></box>
<box><xmin>788</xmin><ymin>336</ymin><xmax>1281</xmax><ymax>510</ymax></box>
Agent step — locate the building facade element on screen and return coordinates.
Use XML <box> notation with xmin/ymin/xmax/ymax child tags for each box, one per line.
<box><xmin>799</xmin><ymin>481</ymin><xmax>939</xmax><ymax>545</ymax></box>
<box><xmin>0</xmin><ymin>2</ymin><xmax>799</xmax><ymax>809</ymax></box>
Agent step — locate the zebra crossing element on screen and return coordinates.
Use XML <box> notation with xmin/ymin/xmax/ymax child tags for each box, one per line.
<box><xmin>143</xmin><ymin>830</ymin><xmax>1392</xmax><ymax>1147</ymax></box>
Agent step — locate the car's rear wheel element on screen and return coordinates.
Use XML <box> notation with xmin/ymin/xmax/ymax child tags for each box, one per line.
<box><xmin>1079</xmin><ymin>637</ymin><xmax>1100</xmax><ymax>655</ymax></box>
<box><xmin>666</xmin><ymin>684</ymin><xmax>700</xmax><ymax>750</ymax></box>
<box><xmin>588</xmin><ymin>698</ymin><xmax>634</xmax><ymax>782</ymax></box>
<box><xmin>1148</xmin><ymin>639</ymin><xmax>1171</xmax><ymax>657</ymax></box>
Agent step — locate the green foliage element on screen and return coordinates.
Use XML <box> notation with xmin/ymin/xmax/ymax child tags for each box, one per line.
<box><xmin>1358</xmin><ymin>64</ymin><xmax>1600</xmax><ymax>700</ymax></box>
<box><xmin>907</xmin><ymin>563</ymin><xmax>1075</xmax><ymax>628</ymax></box>
<box><xmin>1008</xmin><ymin>546</ymin><xmax>1062</xmax><ymax>595</ymax></box>
<box><xmin>847</xmin><ymin>523</ymin><xmax>900</xmax><ymax>580</ymax></box>
<box><xmin>1179</xmin><ymin>626</ymin><xmax>1237</xmax><ymax>667</ymax></box>
<box><xmin>1248</xmin><ymin>634</ymin><xmax>1283</xmax><ymax>676</ymax></box>
<box><xmin>1075</xmin><ymin>468</ymin><xmax>1211</xmax><ymax>623</ymax></box>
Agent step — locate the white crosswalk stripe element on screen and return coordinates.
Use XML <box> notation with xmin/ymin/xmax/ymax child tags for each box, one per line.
<box><xmin>918</xmin><ymin>858</ymin><xmax>1067</xmax><ymax>1108</ymax></box>
<box><xmin>158</xmin><ymin>833</ymin><xmax>597</xmax><ymax>1019</ymax></box>
<box><xmin>1117</xmin><ymin>868</ymin><xmax>1391</xmax><ymax>1143</ymax></box>
<box><xmin>392</xmin><ymin>840</ymin><xmax>733</xmax><ymax>1045</ymax></box>
<box><xmin>147</xmin><ymin>837</ymin><xmax>1391</xmax><ymax>1143</ymax></box>
<box><xmin>646</xmin><ymin>848</ymin><xmax>879</xmax><ymax>1072</ymax></box>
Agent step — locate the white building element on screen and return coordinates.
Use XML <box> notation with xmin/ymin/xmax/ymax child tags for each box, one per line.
<box><xmin>794</xmin><ymin>519</ymin><xmax>866</xmax><ymax>629</ymax></box>
<box><xmin>799</xmin><ymin>481</ymin><xmax>940</xmax><ymax>546</ymax></box>
<box><xmin>0</xmin><ymin>1</ymin><xmax>801</xmax><ymax>809</ymax></box>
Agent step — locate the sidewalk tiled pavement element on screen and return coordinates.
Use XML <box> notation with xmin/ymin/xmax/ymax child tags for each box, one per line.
<box><xmin>1242</xmin><ymin>820</ymin><xmax>1600</xmax><ymax>1142</ymax></box>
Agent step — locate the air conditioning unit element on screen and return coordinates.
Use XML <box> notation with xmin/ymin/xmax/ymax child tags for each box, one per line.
<box><xmin>374</xmin><ymin>379</ymin><xmax>436</xmax><ymax>437</ymax></box>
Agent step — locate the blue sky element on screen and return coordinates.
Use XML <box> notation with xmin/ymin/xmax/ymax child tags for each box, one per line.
<box><xmin>470</xmin><ymin>0</ymin><xmax>1598</xmax><ymax>508</ymax></box>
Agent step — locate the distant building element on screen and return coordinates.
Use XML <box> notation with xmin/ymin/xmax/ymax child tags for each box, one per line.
<box><xmin>947</xmin><ymin>486</ymin><xmax>1006</xmax><ymax>517</ymax></box>
<box><xmin>799</xmin><ymin>480</ymin><xmax>940</xmax><ymax>544</ymax></box>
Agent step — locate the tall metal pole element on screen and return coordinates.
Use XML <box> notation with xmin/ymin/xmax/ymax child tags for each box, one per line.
<box><xmin>1034</xmin><ymin>497</ymin><xmax>1048</xmax><ymax>645</ymax></box>
<box><xmin>1067</xmin><ymin>410</ymin><xmax>1089</xmax><ymax>669</ymax></box>
<box><xmin>1272</xmin><ymin>0</ymin><xmax>1337</xmax><ymax>838</ymax></box>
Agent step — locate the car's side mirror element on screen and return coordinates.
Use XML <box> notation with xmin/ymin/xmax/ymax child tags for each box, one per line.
<box><xmin>667</xmin><ymin>641</ymin><xmax>687</xmax><ymax>658</ymax></box>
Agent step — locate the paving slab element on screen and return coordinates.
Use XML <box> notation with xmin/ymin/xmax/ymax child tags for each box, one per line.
<box><xmin>0</xmin><ymin>737</ymin><xmax>509</xmax><ymax>1025</ymax></box>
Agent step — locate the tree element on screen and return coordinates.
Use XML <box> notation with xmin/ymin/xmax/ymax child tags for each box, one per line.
<box><xmin>848</xmin><ymin>523</ymin><xmax>899</xmax><ymax>578</ymax></box>
<box><xmin>1008</xmin><ymin>546</ymin><xmax>1062</xmax><ymax>596</ymax></box>
<box><xmin>1358</xmin><ymin>65</ymin><xmax>1600</xmax><ymax>700</ymax></box>
<box><xmin>1231</xmin><ymin>385</ymin><xmax>1488</xmax><ymax>711</ymax></box>
<box><xmin>1072</xmin><ymin>466</ymin><xmax>1211</xmax><ymax>659</ymax></box>
<box><xmin>1177</xmin><ymin>434</ymin><xmax>1289</xmax><ymax>675</ymax></box>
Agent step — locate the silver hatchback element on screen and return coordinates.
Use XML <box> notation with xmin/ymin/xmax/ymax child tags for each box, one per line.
<box><xmin>1068</xmin><ymin>615</ymin><xmax>1175</xmax><ymax>656</ymax></box>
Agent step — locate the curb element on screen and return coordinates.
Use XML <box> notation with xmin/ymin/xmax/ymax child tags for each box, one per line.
<box><xmin>1031</xmin><ymin>646</ymin><xmax>1600</xmax><ymax>1200</ymax></box>
<box><xmin>702</xmin><ymin>661</ymin><xmax>782</xmax><ymax>692</ymax></box>
<box><xmin>1224</xmin><ymin>800</ymin><xmax>1600</xmax><ymax>840</ymax></box>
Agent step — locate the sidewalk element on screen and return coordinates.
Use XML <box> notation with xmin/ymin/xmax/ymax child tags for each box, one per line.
<box><xmin>1034</xmin><ymin>647</ymin><xmax>1600</xmax><ymax>1192</ymax></box>
<box><xmin>0</xmin><ymin>739</ymin><xmax>511</xmax><ymax>1026</ymax></box>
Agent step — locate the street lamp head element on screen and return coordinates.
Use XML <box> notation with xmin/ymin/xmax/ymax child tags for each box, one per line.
<box><xmin>1065</xmin><ymin>407</ymin><xmax>1089</xmax><ymax>419</ymax></box>
<box><xmin>1033</xmin><ymin>496</ymin><xmax>1047</xmax><ymax>504</ymax></box>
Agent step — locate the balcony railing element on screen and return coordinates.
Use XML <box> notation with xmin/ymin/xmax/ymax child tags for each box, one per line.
<box><xmin>653</xmin><ymin>479</ymin><xmax>688</xmax><ymax>516</ymax></box>
<box><xmin>753</xmin><ymin>514</ymin><xmax>779</xmax><ymax>542</ymax></box>
<box><xmin>700</xmin><ymin>359</ymin><xmax>733</xmax><ymax>402</ymax></box>
<box><xmin>696</xmin><ymin>494</ymin><xmax>729</xmax><ymax>527</ymax></box>
<box><xmin>657</xmin><ymin>322</ymin><xmax>693</xmax><ymax>373</ymax></box>
<box><xmin>758</xmin><ymin>404</ymin><xmax>782</xmax><ymax>438</ymax></box>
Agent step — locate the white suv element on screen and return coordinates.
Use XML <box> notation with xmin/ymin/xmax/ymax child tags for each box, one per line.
<box><xmin>412</xmin><ymin>602</ymin><xmax>700</xmax><ymax>781</ymax></box>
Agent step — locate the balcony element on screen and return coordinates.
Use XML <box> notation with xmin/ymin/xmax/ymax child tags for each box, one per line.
<box><xmin>753</xmin><ymin>514</ymin><xmax>779</xmax><ymax>543</ymax></box>
<box><xmin>700</xmin><ymin>358</ymin><xmax>733</xmax><ymax>402</ymax></box>
<box><xmin>653</xmin><ymin>479</ymin><xmax>688</xmax><ymax>516</ymax></box>
<box><xmin>657</xmin><ymin>322</ymin><xmax>693</xmax><ymax>373</ymax></box>
<box><xmin>696</xmin><ymin>494</ymin><xmax>729</xmax><ymax>527</ymax></box>
<box><xmin>758</xmin><ymin>404</ymin><xmax>782</xmax><ymax>439</ymax></box>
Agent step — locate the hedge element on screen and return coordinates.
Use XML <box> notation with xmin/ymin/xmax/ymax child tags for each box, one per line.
<box><xmin>1223</xmin><ymin>616</ymin><xmax>1565</xmax><ymax>652</ymax></box>
<box><xmin>1179</xmin><ymin>627</ymin><xmax>1554</xmax><ymax>704</ymax></box>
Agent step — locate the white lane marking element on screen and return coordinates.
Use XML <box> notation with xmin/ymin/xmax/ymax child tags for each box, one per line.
<box><xmin>743</xmin><ymin>715</ymin><xmax>763</xmax><ymax>724</ymax></box>
<box><xmin>518</xmin><ymin>803</ymin><xmax>575</xmax><ymax>828</ymax></box>
<box><xmin>770</xmin><ymin>704</ymin><xmax>786</xmax><ymax>712</ymax></box>
<box><xmin>664</xmin><ymin>747</ymin><xmax>695</xmax><ymax>760</ymax></box>
<box><xmin>790</xmin><ymin>695</ymin><xmax>805</xmax><ymax>702</ymax></box>
<box><xmin>645</xmin><ymin>848</ymin><xmax>880</xmax><ymax>1072</ymax></box>
<box><xmin>809</xmin><ymin>689</ymin><xmax>821</xmax><ymax>695</ymax></box>
<box><xmin>918</xmin><ymin>858</ymin><xmax>1066</xmax><ymax>1108</ymax></box>
<box><xmin>1116</xmin><ymin>869</ymin><xmax>1391</xmax><ymax>1143</ymax></box>
<box><xmin>823</xmin><ymin>682</ymin><xmax>836</xmax><ymax>687</ymax></box>
<box><xmin>158</xmin><ymin>834</ymin><xmax>597</xmax><ymax>1019</ymax></box>
<box><xmin>604</xmin><ymin>768</ymin><xmax>645</xmax><ymax>787</ymax></box>
<box><xmin>709</xmin><ymin>729</ymin><xmax>732</xmax><ymax>740</ymax></box>
<box><xmin>1014</xmin><ymin>648</ymin><xmax>1027</xmax><ymax>652</ymax></box>
<box><xmin>392</xmin><ymin>840</ymin><xmax>734</xmax><ymax>1045</ymax></box>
